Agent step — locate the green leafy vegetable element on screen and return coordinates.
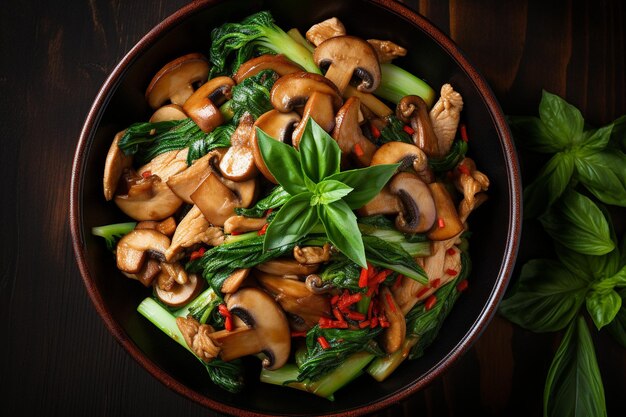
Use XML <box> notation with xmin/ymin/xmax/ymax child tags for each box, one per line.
<box><xmin>228</xmin><ymin>69</ymin><xmax>278</xmax><ymax>123</ymax></box>
<box><xmin>544</xmin><ymin>315</ymin><xmax>606</xmax><ymax>417</ymax></box>
<box><xmin>256</xmin><ymin>117</ymin><xmax>398</xmax><ymax>267</ymax></box>
<box><xmin>523</xmin><ymin>152</ymin><xmax>575</xmax><ymax>219</ymax></box>
<box><xmin>574</xmin><ymin>150</ymin><xmax>626</xmax><ymax>207</ymax></box>
<box><xmin>91</xmin><ymin>222</ymin><xmax>137</xmax><ymax>251</ymax></box>
<box><xmin>585</xmin><ymin>289</ymin><xmax>622</xmax><ymax>330</ymax></box>
<box><xmin>538</xmin><ymin>90</ymin><xmax>584</xmax><ymax>146</ymax></box>
<box><xmin>607</xmin><ymin>289</ymin><xmax>626</xmax><ymax>348</ymax></box>
<box><xmin>429</xmin><ymin>139</ymin><xmax>468</xmax><ymax>173</ymax></box>
<box><xmin>187</xmin><ymin>123</ymin><xmax>233</xmax><ymax>164</ymax></box>
<box><xmin>376</xmin><ymin>115</ymin><xmax>412</xmax><ymax>145</ymax></box>
<box><xmin>361</xmin><ymin>235</ymin><xmax>428</xmax><ymax>284</ymax></box>
<box><xmin>117</xmin><ymin>119</ymin><xmax>186</xmax><ymax>156</ymax></box>
<box><xmin>234</xmin><ymin>185</ymin><xmax>290</xmax><ymax>218</ymax></box>
<box><xmin>318</xmin><ymin>258</ymin><xmax>362</xmax><ymax>292</ymax></box>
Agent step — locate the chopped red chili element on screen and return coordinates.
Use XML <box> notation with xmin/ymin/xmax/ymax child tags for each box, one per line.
<box><xmin>189</xmin><ymin>247</ymin><xmax>206</xmax><ymax>261</ymax></box>
<box><xmin>318</xmin><ymin>317</ymin><xmax>333</xmax><ymax>328</ymax></box>
<box><xmin>141</xmin><ymin>170</ymin><xmax>152</xmax><ymax>179</ymax></box>
<box><xmin>393</xmin><ymin>275</ymin><xmax>404</xmax><ymax>289</ymax></box>
<box><xmin>370</xmin><ymin>317</ymin><xmax>379</xmax><ymax>328</ymax></box>
<box><xmin>379</xmin><ymin>317</ymin><xmax>390</xmax><ymax>328</ymax></box>
<box><xmin>346</xmin><ymin>311</ymin><xmax>366</xmax><ymax>321</ymax></box>
<box><xmin>337</xmin><ymin>292</ymin><xmax>362</xmax><ymax>310</ymax></box>
<box><xmin>403</xmin><ymin>125</ymin><xmax>415</xmax><ymax>135</ymax></box>
<box><xmin>385</xmin><ymin>293</ymin><xmax>397</xmax><ymax>313</ymax></box>
<box><xmin>333</xmin><ymin>307</ymin><xmax>345</xmax><ymax>322</ymax></box>
<box><xmin>457</xmin><ymin>280</ymin><xmax>469</xmax><ymax>292</ymax></box>
<box><xmin>430</xmin><ymin>278</ymin><xmax>441</xmax><ymax>289</ymax></box>
<box><xmin>218</xmin><ymin>304</ymin><xmax>229</xmax><ymax>317</ymax></box>
<box><xmin>354</xmin><ymin>142</ymin><xmax>365</xmax><ymax>157</ymax></box>
<box><xmin>359</xmin><ymin>320</ymin><xmax>371</xmax><ymax>329</ymax></box>
<box><xmin>445</xmin><ymin>268</ymin><xmax>458</xmax><ymax>276</ymax></box>
<box><xmin>224</xmin><ymin>315</ymin><xmax>233</xmax><ymax>331</ymax></box>
<box><xmin>460</xmin><ymin>123</ymin><xmax>468</xmax><ymax>142</ymax></box>
<box><xmin>438</xmin><ymin>217</ymin><xmax>445</xmax><ymax>228</ymax></box>
<box><xmin>358</xmin><ymin>267</ymin><xmax>369</xmax><ymax>288</ymax></box>
<box><xmin>367</xmin><ymin>297</ymin><xmax>375</xmax><ymax>319</ymax></box>
<box><xmin>291</xmin><ymin>331</ymin><xmax>307</xmax><ymax>338</ymax></box>
<box><xmin>458</xmin><ymin>164</ymin><xmax>471</xmax><ymax>176</ymax></box>
<box><xmin>446</xmin><ymin>248</ymin><xmax>456</xmax><ymax>256</ymax></box>
<box><xmin>367</xmin><ymin>262</ymin><xmax>376</xmax><ymax>279</ymax></box>
<box><xmin>265</xmin><ymin>208</ymin><xmax>274</xmax><ymax>216</ymax></box>
<box><xmin>317</xmin><ymin>336</ymin><xmax>330</xmax><ymax>350</ymax></box>
<box><xmin>369</xmin><ymin>269</ymin><xmax>392</xmax><ymax>287</ymax></box>
<box><xmin>416</xmin><ymin>286</ymin><xmax>430</xmax><ymax>298</ymax></box>
<box><xmin>257</xmin><ymin>223</ymin><xmax>269</xmax><ymax>236</ymax></box>
<box><xmin>230</xmin><ymin>231</ymin><xmax>242</xmax><ymax>236</ymax></box>
<box><xmin>370</xmin><ymin>122</ymin><xmax>381</xmax><ymax>139</ymax></box>
<box><xmin>425</xmin><ymin>295</ymin><xmax>437</xmax><ymax>311</ymax></box>
<box><xmin>330</xmin><ymin>294</ymin><xmax>339</xmax><ymax>305</ymax></box>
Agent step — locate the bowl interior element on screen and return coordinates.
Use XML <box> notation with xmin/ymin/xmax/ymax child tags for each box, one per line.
<box><xmin>73</xmin><ymin>0</ymin><xmax>520</xmax><ymax>415</ymax></box>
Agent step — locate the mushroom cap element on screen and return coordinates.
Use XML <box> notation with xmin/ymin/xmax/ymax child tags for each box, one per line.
<box><xmin>219</xmin><ymin>113</ymin><xmax>258</xmax><ymax>181</ymax></box>
<box><xmin>255</xmin><ymin>258</ymin><xmax>319</xmax><ymax>276</ymax></box>
<box><xmin>115</xmin><ymin>178</ymin><xmax>183</xmax><ymax>221</ymax></box>
<box><xmin>155</xmin><ymin>272</ymin><xmax>203</xmax><ymax>307</ymax></box>
<box><xmin>225</xmin><ymin>287</ymin><xmax>291</xmax><ymax>370</ymax></box>
<box><xmin>332</xmin><ymin>97</ymin><xmax>377</xmax><ymax>166</ymax></box>
<box><xmin>234</xmin><ymin>54</ymin><xmax>304</xmax><ymax>83</ymax></box>
<box><xmin>145</xmin><ymin>53</ymin><xmax>210</xmax><ymax>109</ymax></box>
<box><xmin>396</xmin><ymin>95</ymin><xmax>441</xmax><ymax>157</ymax></box>
<box><xmin>149</xmin><ymin>104</ymin><xmax>188</xmax><ymax>123</ymax></box>
<box><xmin>314</xmin><ymin>35</ymin><xmax>381</xmax><ymax>93</ymax></box>
<box><xmin>270</xmin><ymin>71</ymin><xmax>342</xmax><ymax>112</ymax></box>
<box><xmin>380</xmin><ymin>287</ymin><xmax>406</xmax><ymax>354</ymax></box>
<box><xmin>166</xmin><ymin>151</ymin><xmax>214</xmax><ymax>204</ymax></box>
<box><xmin>370</xmin><ymin>141</ymin><xmax>429</xmax><ymax>174</ymax></box>
<box><xmin>389</xmin><ymin>172</ymin><xmax>437</xmax><ymax>233</ymax></box>
<box><xmin>116</xmin><ymin>229</ymin><xmax>170</xmax><ymax>273</ymax></box>
<box><xmin>251</xmin><ymin>109</ymin><xmax>301</xmax><ymax>183</ymax></box>
<box><xmin>103</xmin><ymin>130</ymin><xmax>133</xmax><ymax>201</ymax></box>
<box><xmin>182</xmin><ymin>76</ymin><xmax>234</xmax><ymax>133</ymax></box>
<box><xmin>426</xmin><ymin>182</ymin><xmax>464</xmax><ymax>240</ymax></box>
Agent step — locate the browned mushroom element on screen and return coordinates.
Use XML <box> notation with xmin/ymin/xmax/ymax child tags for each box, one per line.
<box><xmin>234</xmin><ymin>54</ymin><xmax>304</xmax><ymax>83</ymax></box>
<box><xmin>314</xmin><ymin>35</ymin><xmax>381</xmax><ymax>94</ymax></box>
<box><xmin>293</xmin><ymin>243</ymin><xmax>331</xmax><ymax>264</ymax></box>
<box><xmin>145</xmin><ymin>53</ymin><xmax>210</xmax><ymax>109</ymax></box>
<box><xmin>149</xmin><ymin>104</ymin><xmax>188</xmax><ymax>123</ymax></box>
<box><xmin>370</xmin><ymin>141</ymin><xmax>434</xmax><ymax>183</ymax></box>
<box><xmin>223</xmin><ymin>215</ymin><xmax>267</xmax><ymax>234</ymax></box>
<box><xmin>356</xmin><ymin>185</ymin><xmax>403</xmax><ymax>216</ymax></box>
<box><xmin>135</xmin><ymin>216</ymin><xmax>177</xmax><ymax>237</ymax></box>
<box><xmin>115</xmin><ymin>175</ymin><xmax>184</xmax><ymax>221</ymax></box>
<box><xmin>166</xmin><ymin>151</ymin><xmax>214</xmax><ymax>204</ymax></box>
<box><xmin>208</xmin><ymin>287</ymin><xmax>291</xmax><ymax>370</ymax></box>
<box><xmin>380</xmin><ymin>287</ymin><xmax>406</xmax><ymax>354</ymax></box>
<box><xmin>218</xmin><ymin>113</ymin><xmax>258</xmax><ymax>181</ymax></box>
<box><xmin>191</xmin><ymin>173</ymin><xmax>248</xmax><ymax>227</ymax></box>
<box><xmin>343</xmin><ymin>85</ymin><xmax>393</xmax><ymax>118</ymax></box>
<box><xmin>220</xmin><ymin>268</ymin><xmax>252</xmax><ymax>294</ymax></box>
<box><xmin>427</xmin><ymin>182</ymin><xmax>464</xmax><ymax>241</ymax></box>
<box><xmin>155</xmin><ymin>271</ymin><xmax>203</xmax><ymax>307</ymax></box>
<box><xmin>332</xmin><ymin>97</ymin><xmax>377</xmax><ymax>166</ymax></box>
<box><xmin>255</xmin><ymin>259</ymin><xmax>319</xmax><ymax>276</ymax></box>
<box><xmin>251</xmin><ymin>109</ymin><xmax>301</xmax><ymax>183</ymax></box>
<box><xmin>396</xmin><ymin>95</ymin><xmax>441</xmax><ymax>157</ymax></box>
<box><xmin>389</xmin><ymin>173</ymin><xmax>437</xmax><ymax>234</ymax></box>
<box><xmin>164</xmin><ymin>205</ymin><xmax>224</xmax><ymax>262</ymax></box>
<box><xmin>291</xmin><ymin>91</ymin><xmax>338</xmax><ymax>147</ymax></box>
<box><xmin>116</xmin><ymin>229</ymin><xmax>170</xmax><ymax>274</ymax></box>
<box><xmin>103</xmin><ymin>130</ymin><xmax>133</xmax><ymax>201</ymax></box>
<box><xmin>183</xmin><ymin>76</ymin><xmax>235</xmax><ymax>132</ymax></box>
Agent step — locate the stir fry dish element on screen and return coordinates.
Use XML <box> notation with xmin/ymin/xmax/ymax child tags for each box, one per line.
<box><xmin>93</xmin><ymin>11</ymin><xmax>489</xmax><ymax>399</ymax></box>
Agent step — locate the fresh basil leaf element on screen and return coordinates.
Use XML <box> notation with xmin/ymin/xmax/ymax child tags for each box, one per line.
<box><xmin>508</xmin><ymin>116</ymin><xmax>567</xmax><ymax>153</ymax></box>
<box><xmin>298</xmin><ymin>118</ymin><xmax>341</xmax><ymax>183</ymax></box>
<box><xmin>621</xmin><ymin>233</ymin><xmax>626</xmax><ymax>268</ymax></box>
<box><xmin>539</xmin><ymin>90</ymin><xmax>584</xmax><ymax>146</ymax></box>
<box><xmin>314</xmin><ymin>180</ymin><xmax>353</xmax><ymax>205</ymax></box>
<box><xmin>318</xmin><ymin>200</ymin><xmax>367</xmax><ymax>268</ymax></box>
<box><xmin>576</xmin><ymin>123</ymin><xmax>613</xmax><ymax>154</ymax></box>
<box><xmin>586</xmin><ymin>289</ymin><xmax>622</xmax><ymax>330</ymax></box>
<box><xmin>607</xmin><ymin>288</ymin><xmax>626</xmax><ymax>348</ymax></box>
<box><xmin>326</xmin><ymin>164</ymin><xmax>399</xmax><ymax>209</ymax></box>
<box><xmin>235</xmin><ymin>186</ymin><xmax>290</xmax><ymax>218</ymax></box>
<box><xmin>575</xmin><ymin>150</ymin><xmax>626</xmax><ymax>207</ymax></box>
<box><xmin>256</xmin><ymin>128</ymin><xmax>307</xmax><ymax>195</ymax></box>
<box><xmin>609</xmin><ymin>114</ymin><xmax>626</xmax><ymax>151</ymax></box>
<box><xmin>499</xmin><ymin>259</ymin><xmax>590</xmax><ymax>332</ymax></box>
<box><xmin>263</xmin><ymin>192</ymin><xmax>319</xmax><ymax>251</ymax></box>
<box><xmin>539</xmin><ymin>189</ymin><xmax>615</xmax><ymax>255</ymax></box>
<box><xmin>555</xmin><ymin>243</ymin><xmax>620</xmax><ymax>281</ymax></box>
<box><xmin>544</xmin><ymin>315</ymin><xmax>607</xmax><ymax>417</ymax></box>
<box><xmin>523</xmin><ymin>152</ymin><xmax>575</xmax><ymax>218</ymax></box>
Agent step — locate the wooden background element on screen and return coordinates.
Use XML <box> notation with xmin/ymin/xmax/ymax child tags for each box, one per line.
<box><xmin>1</xmin><ymin>0</ymin><xmax>624</xmax><ymax>416</ymax></box>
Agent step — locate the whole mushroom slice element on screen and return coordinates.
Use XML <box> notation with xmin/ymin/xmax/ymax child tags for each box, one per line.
<box><xmin>251</xmin><ymin>109</ymin><xmax>301</xmax><ymax>183</ymax></box>
<box><xmin>389</xmin><ymin>172</ymin><xmax>437</xmax><ymax>233</ymax></box>
<box><xmin>166</xmin><ymin>151</ymin><xmax>215</xmax><ymax>204</ymax></box>
<box><xmin>149</xmin><ymin>104</ymin><xmax>188</xmax><ymax>123</ymax></box>
<box><xmin>103</xmin><ymin>130</ymin><xmax>133</xmax><ymax>201</ymax></box>
<box><xmin>209</xmin><ymin>287</ymin><xmax>291</xmax><ymax>370</ymax></box>
<box><xmin>291</xmin><ymin>91</ymin><xmax>338</xmax><ymax>147</ymax></box>
<box><xmin>145</xmin><ymin>53</ymin><xmax>210</xmax><ymax>109</ymax></box>
<box><xmin>116</xmin><ymin>229</ymin><xmax>170</xmax><ymax>274</ymax></box>
<box><xmin>270</xmin><ymin>71</ymin><xmax>343</xmax><ymax>114</ymax></box>
<box><xmin>219</xmin><ymin>113</ymin><xmax>258</xmax><ymax>181</ymax></box>
<box><xmin>255</xmin><ymin>258</ymin><xmax>319</xmax><ymax>276</ymax></box>
<box><xmin>314</xmin><ymin>35</ymin><xmax>381</xmax><ymax>94</ymax></box>
<box><xmin>427</xmin><ymin>182</ymin><xmax>464</xmax><ymax>241</ymax></box>
<box><xmin>343</xmin><ymin>85</ymin><xmax>393</xmax><ymax>118</ymax></box>
<box><xmin>115</xmin><ymin>177</ymin><xmax>183</xmax><ymax>221</ymax></box>
<box><xmin>380</xmin><ymin>287</ymin><xmax>406</xmax><ymax>354</ymax></box>
<box><xmin>233</xmin><ymin>54</ymin><xmax>304</xmax><ymax>83</ymax></box>
<box><xmin>183</xmin><ymin>76</ymin><xmax>235</xmax><ymax>132</ymax></box>
<box><xmin>396</xmin><ymin>95</ymin><xmax>441</xmax><ymax>157</ymax></box>
<box><xmin>332</xmin><ymin>97</ymin><xmax>377</xmax><ymax>166</ymax></box>
<box><xmin>220</xmin><ymin>268</ymin><xmax>252</xmax><ymax>294</ymax></box>
<box><xmin>155</xmin><ymin>272</ymin><xmax>203</xmax><ymax>308</ymax></box>
<box><xmin>370</xmin><ymin>141</ymin><xmax>434</xmax><ymax>183</ymax></box>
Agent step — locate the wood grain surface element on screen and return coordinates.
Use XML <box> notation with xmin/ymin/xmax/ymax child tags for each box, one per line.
<box><xmin>1</xmin><ymin>0</ymin><xmax>624</xmax><ymax>416</ymax></box>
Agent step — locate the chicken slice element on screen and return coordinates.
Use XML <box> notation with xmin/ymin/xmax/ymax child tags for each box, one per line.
<box><xmin>429</xmin><ymin>84</ymin><xmax>464</xmax><ymax>155</ymax></box>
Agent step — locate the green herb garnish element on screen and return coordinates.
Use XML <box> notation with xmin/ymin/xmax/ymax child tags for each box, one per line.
<box><xmin>256</xmin><ymin>117</ymin><xmax>398</xmax><ymax>268</ymax></box>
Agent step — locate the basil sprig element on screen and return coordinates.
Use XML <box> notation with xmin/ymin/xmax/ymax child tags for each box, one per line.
<box><xmin>257</xmin><ymin>118</ymin><xmax>398</xmax><ymax>267</ymax></box>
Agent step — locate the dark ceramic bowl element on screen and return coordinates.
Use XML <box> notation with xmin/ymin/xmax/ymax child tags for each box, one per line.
<box><xmin>70</xmin><ymin>0</ymin><xmax>521</xmax><ymax>415</ymax></box>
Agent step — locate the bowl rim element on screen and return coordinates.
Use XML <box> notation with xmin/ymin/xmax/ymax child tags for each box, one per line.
<box><xmin>69</xmin><ymin>0</ymin><xmax>521</xmax><ymax>415</ymax></box>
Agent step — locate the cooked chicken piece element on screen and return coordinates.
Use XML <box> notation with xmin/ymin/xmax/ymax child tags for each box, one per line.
<box><xmin>176</xmin><ymin>316</ymin><xmax>221</xmax><ymax>362</ymax></box>
<box><xmin>367</xmin><ymin>39</ymin><xmax>407</xmax><ymax>63</ymax></box>
<box><xmin>223</xmin><ymin>215</ymin><xmax>267</xmax><ymax>234</ymax></box>
<box><xmin>137</xmin><ymin>148</ymin><xmax>189</xmax><ymax>182</ymax></box>
<box><xmin>454</xmin><ymin>157</ymin><xmax>490</xmax><ymax>223</ymax></box>
<box><xmin>165</xmin><ymin>205</ymin><xmax>224</xmax><ymax>261</ymax></box>
<box><xmin>306</xmin><ymin>17</ymin><xmax>346</xmax><ymax>46</ymax></box>
<box><xmin>429</xmin><ymin>84</ymin><xmax>464</xmax><ymax>155</ymax></box>
<box><xmin>293</xmin><ymin>243</ymin><xmax>331</xmax><ymax>264</ymax></box>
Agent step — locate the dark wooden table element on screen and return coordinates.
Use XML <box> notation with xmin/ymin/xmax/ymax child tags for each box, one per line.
<box><xmin>1</xmin><ymin>1</ymin><xmax>624</xmax><ymax>416</ymax></box>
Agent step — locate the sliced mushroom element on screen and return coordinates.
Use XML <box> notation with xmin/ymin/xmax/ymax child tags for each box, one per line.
<box><xmin>209</xmin><ymin>287</ymin><xmax>291</xmax><ymax>370</ymax></box>
<box><xmin>255</xmin><ymin>259</ymin><xmax>319</xmax><ymax>276</ymax></box>
<box><xmin>332</xmin><ymin>97</ymin><xmax>377</xmax><ymax>166</ymax></box>
<box><xmin>380</xmin><ymin>287</ymin><xmax>406</xmax><ymax>354</ymax></box>
<box><xmin>165</xmin><ymin>205</ymin><xmax>224</xmax><ymax>261</ymax></box>
<box><xmin>234</xmin><ymin>54</ymin><xmax>304</xmax><ymax>83</ymax></box>
<box><xmin>427</xmin><ymin>182</ymin><xmax>464</xmax><ymax>241</ymax></box>
<box><xmin>344</xmin><ymin>85</ymin><xmax>393</xmax><ymax>118</ymax></box>
<box><xmin>103</xmin><ymin>130</ymin><xmax>133</xmax><ymax>201</ymax></box>
<box><xmin>221</xmin><ymin>268</ymin><xmax>252</xmax><ymax>294</ymax></box>
<box><xmin>115</xmin><ymin>176</ymin><xmax>184</xmax><ymax>221</ymax></box>
<box><xmin>183</xmin><ymin>76</ymin><xmax>235</xmax><ymax>132</ymax></box>
<box><xmin>429</xmin><ymin>84</ymin><xmax>464</xmax><ymax>155</ymax></box>
<box><xmin>251</xmin><ymin>109</ymin><xmax>301</xmax><ymax>183</ymax></box>
<box><xmin>149</xmin><ymin>104</ymin><xmax>188</xmax><ymax>123</ymax></box>
<box><xmin>389</xmin><ymin>173</ymin><xmax>437</xmax><ymax>233</ymax></box>
<box><xmin>145</xmin><ymin>53</ymin><xmax>210</xmax><ymax>109</ymax></box>
<box><xmin>116</xmin><ymin>229</ymin><xmax>170</xmax><ymax>274</ymax></box>
<box><xmin>397</xmin><ymin>95</ymin><xmax>441</xmax><ymax>157</ymax></box>
<box><xmin>256</xmin><ymin>272</ymin><xmax>331</xmax><ymax>331</ymax></box>
<box><xmin>223</xmin><ymin>215</ymin><xmax>267</xmax><ymax>234</ymax></box>
<box><xmin>306</xmin><ymin>17</ymin><xmax>346</xmax><ymax>47</ymax></box>
<box><xmin>155</xmin><ymin>272</ymin><xmax>203</xmax><ymax>307</ymax></box>
<box><xmin>135</xmin><ymin>217</ymin><xmax>177</xmax><ymax>237</ymax></box>
<box><xmin>292</xmin><ymin>91</ymin><xmax>339</xmax><ymax>147</ymax></box>
<box><xmin>367</xmin><ymin>39</ymin><xmax>407</xmax><ymax>64</ymax></box>
<box><xmin>304</xmin><ymin>274</ymin><xmax>334</xmax><ymax>294</ymax></box>
<box><xmin>166</xmin><ymin>150</ymin><xmax>224</xmax><ymax>204</ymax></box>
<box><xmin>293</xmin><ymin>244</ymin><xmax>331</xmax><ymax>264</ymax></box>
<box><xmin>356</xmin><ymin>185</ymin><xmax>403</xmax><ymax>216</ymax></box>
<box><xmin>314</xmin><ymin>35</ymin><xmax>381</xmax><ymax>94</ymax></box>
<box><xmin>219</xmin><ymin>113</ymin><xmax>258</xmax><ymax>181</ymax></box>
<box><xmin>133</xmin><ymin>259</ymin><xmax>161</xmax><ymax>287</ymax></box>
<box><xmin>370</xmin><ymin>142</ymin><xmax>434</xmax><ymax>183</ymax></box>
